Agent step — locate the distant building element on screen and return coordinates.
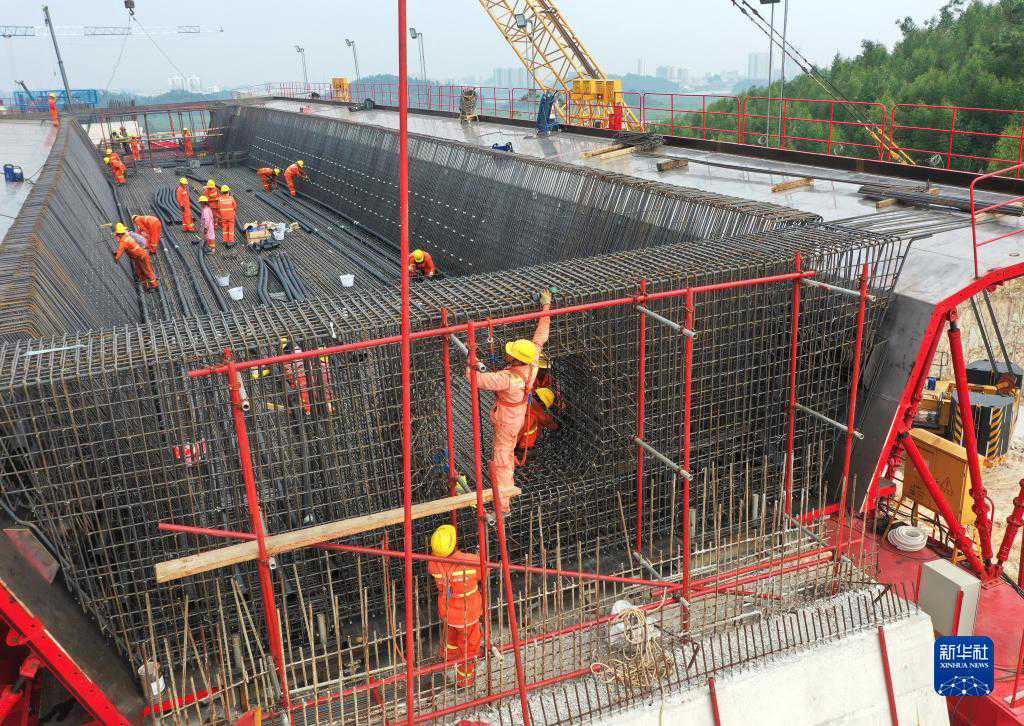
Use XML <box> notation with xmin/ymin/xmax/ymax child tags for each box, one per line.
<box><xmin>186</xmin><ymin>75</ymin><xmax>202</xmax><ymax>93</ymax></box>
<box><xmin>492</xmin><ymin>67</ymin><xmax>530</xmax><ymax>88</ymax></box>
<box><xmin>747</xmin><ymin>52</ymin><xmax>770</xmax><ymax>80</ymax></box>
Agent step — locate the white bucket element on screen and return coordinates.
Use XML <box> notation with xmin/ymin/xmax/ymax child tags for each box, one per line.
<box><xmin>216</xmin><ymin>274</ymin><xmax>230</xmax><ymax>287</ymax></box>
<box><xmin>137</xmin><ymin>661</ymin><xmax>166</xmax><ymax>697</ymax></box>
<box><xmin>272</xmin><ymin>223</ymin><xmax>286</xmax><ymax>241</ymax></box>
<box><xmin>228</xmin><ymin>286</ymin><xmax>244</xmax><ymax>301</ymax></box>
<box><xmin>340</xmin><ymin>274</ymin><xmax>355</xmax><ymax>287</ymax></box>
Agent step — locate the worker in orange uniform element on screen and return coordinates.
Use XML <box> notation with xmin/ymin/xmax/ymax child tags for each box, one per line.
<box><xmin>427</xmin><ymin>525</ymin><xmax>483</xmax><ymax>687</ymax></box>
<box><xmin>257</xmin><ymin>166</ymin><xmax>281</xmax><ymax>192</ymax></box>
<box><xmin>131</xmin><ymin>214</ymin><xmax>163</xmax><ymax>256</ymax></box>
<box><xmin>199</xmin><ymin>196</ymin><xmax>216</xmax><ymax>252</ymax></box>
<box><xmin>176</xmin><ymin>178</ymin><xmax>195</xmax><ymax>231</ymax></box>
<box><xmin>468</xmin><ymin>289</ymin><xmax>552</xmax><ymax>513</ymax></box>
<box><xmin>408</xmin><ymin>249</ymin><xmax>436</xmax><ymax>279</ymax></box>
<box><xmin>217</xmin><ymin>185</ymin><xmax>237</xmax><ymax>245</ymax></box>
<box><xmin>104</xmin><ymin>155</ymin><xmax>127</xmax><ymax>185</ymax></box>
<box><xmin>113</xmin><ymin>222</ymin><xmax>158</xmax><ymax>290</ymax></box>
<box><xmin>281</xmin><ymin>338</ymin><xmax>311</xmax><ymax>415</ymax></box>
<box><xmin>129</xmin><ymin>135</ymin><xmax>142</xmax><ymax>161</ymax></box>
<box><xmin>182</xmin><ymin>128</ymin><xmax>194</xmax><ymax>157</ymax></box>
<box><xmin>283</xmin><ymin>160</ymin><xmax>307</xmax><ymax>197</ymax></box>
<box><xmin>515</xmin><ymin>387</ymin><xmax>558</xmax><ymax>462</ymax></box>
<box><xmin>47</xmin><ymin>93</ymin><xmax>59</xmax><ymax>127</ymax></box>
<box><xmin>204</xmin><ymin>181</ymin><xmax>220</xmax><ymax>223</ymax></box>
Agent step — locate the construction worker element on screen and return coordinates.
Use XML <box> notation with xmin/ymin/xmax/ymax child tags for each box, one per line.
<box><xmin>281</xmin><ymin>338</ymin><xmax>311</xmax><ymax>415</ymax></box>
<box><xmin>427</xmin><ymin>525</ymin><xmax>483</xmax><ymax>687</ymax></box>
<box><xmin>283</xmin><ymin>160</ymin><xmax>307</xmax><ymax>197</ymax></box>
<box><xmin>204</xmin><ymin>181</ymin><xmax>221</xmax><ymax>223</ymax></box>
<box><xmin>47</xmin><ymin>93</ymin><xmax>59</xmax><ymax>127</ymax></box>
<box><xmin>182</xmin><ymin>127</ymin><xmax>194</xmax><ymax>157</ymax></box>
<box><xmin>176</xmin><ymin>178</ymin><xmax>195</xmax><ymax>231</ymax></box>
<box><xmin>129</xmin><ymin>135</ymin><xmax>142</xmax><ymax>161</ymax></box>
<box><xmin>408</xmin><ymin>249</ymin><xmax>436</xmax><ymax>279</ymax></box>
<box><xmin>104</xmin><ymin>155</ymin><xmax>127</xmax><ymax>185</ymax></box>
<box><xmin>469</xmin><ymin>289</ymin><xmax>552</xmax><ymax>513</ymax></box>
<box><xmin>217</xmin><ymin>185</ymin><xmax>237</xmax><ymax>245</ymax></box>
<box><xmin>113</xmin><ymin>222</ymin><xmax>158</xmax><ymax>289</ymax></box>
<box><xmin>257</xmin><ymin>166</ymin><xmax>281</xmax><ymax>192</ymax></box>
<box><xmin>199</xmin><ymin>196</ymin><xmax>216</xmax><ymax>252</ymax></box>
<box><xmin>515</xmin><ymin>387</ymin><xmax>558</xmax><ymax>462</ymax></box>
<box><xmin>117</xmin><ymin>126</ymin><xmax>132</xmax><ymax>157</ymax></box>
<box><xmin>131</xmin><ymin>214</ymin><xmax>163</xmax><ymax>256</ymax></box>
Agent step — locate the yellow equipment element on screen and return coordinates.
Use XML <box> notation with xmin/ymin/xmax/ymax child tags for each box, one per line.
<box><xmin>331</xmin><ymin>76</ymin><xmax>352</xmax><ymax>102</ymax></box>
<box><xmin>431</xmin><ymin>524</ymin><xmax>457</xmax><ymax>557</ymax></box>
<box><xmin>114</xmin><ymin>222</ymin><xmax>127</xmax><ymax>234</ymax></box>
<box><xmin>902</xmin><ymin>427</ymin><xmax>975</xmax><ymax>526</ymax></box>
<box><xmin>506</xmin><ymin>339</ymin><xmax>539</xmax><ymax>365</ymax></box>
<box><xmin>478</xmin><ymin>0</ymin><xmax>641</xmax><ymax>130</ymax></box>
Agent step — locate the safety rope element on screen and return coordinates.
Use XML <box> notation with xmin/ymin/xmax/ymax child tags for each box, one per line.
<box><xmin>590</xmin><ymin>605</ymin><xmax>671</xmax><ymax>690</ymax></box>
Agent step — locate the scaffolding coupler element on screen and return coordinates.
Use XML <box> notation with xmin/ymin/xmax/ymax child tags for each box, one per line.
<box><xmin>794</xmin><ymin>402</ymin><xmax>864</xmax><ymax>440</ymax></box>
<box><xmin>636</xmin><ymin>305</ymin><xmax>696</xmax><ymax>337</ymax></box>
<box><xmin>634</xmin><ymin>437</ymin><xmax>692</xmax><ymax>480</ymax></box>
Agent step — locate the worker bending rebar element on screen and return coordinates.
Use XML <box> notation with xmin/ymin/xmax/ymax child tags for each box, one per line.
<box><xmin>427</xmin><ymin>525</ymin><xmax>483</xmax><ymax>687</ymax></box>
<box><xmin>176</xmin><ymin>178</ymin><xmax>195</xmax><ymax>231</ymax></box>
<box><xmin>131</xmin><ymin>214</ymin><xmax>163</xmax><ymax>256</ymax></box>
<box><xmin>112</xmin><ymin>222</ymin><xmax>157</xmax><ymax>290</ymax></box>
<box><xmin>284</xmin><ymin>160</ymin><xmax>308</xmax><ymax>197</ymax></box>
<box><xmin>258</xmin><ymin>166</ymin><xmax>281</xmax><ymax>192</ymax></box>
<box><xmin>217</xmin><ymin>185</ymin><xmax>237</xmax><ymax>245</ymax></box>
<box><xmin>408</xmin><ymin>248</ymin><xmax>436</xmax><ymax>279</ymax></box>
<box><xmin>468</xmin><ymin>289</ymin><xmax>552</xmax><ymax>513</ymax></box>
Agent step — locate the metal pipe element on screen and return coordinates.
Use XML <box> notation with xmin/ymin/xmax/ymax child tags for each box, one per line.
<box><xmin>794</xmin><ymin>402</ymin><xmax>864</xmax><ymax>439</ymax></box>
<box><xmin>982</xmin><ymin>289</ymin><xmax>1014</xmax><ymax>376</ymax></box>
<box><xmin>784</xmin><ymin>252</ymin><xmax>802</xmax><ymax>513</ymax></box>
<box><xmin>801</xmin><ymin>277</ymin><xmax>877</xmax><ymax>301</ymax></box>
<box><xmin>42</xmin><ymin>6</ymin><xmax>73</xmax><ymax>110</ymax></box>
<box><xmin>634</xmin><ymin>437</ymin><xmax>692</xmax><ymax>479</ymax></box>
<box><xmin>968</xmin><ymin>296</ymin><xmax>998</xmax><ymax>373</ymax></box>
<box><xmin>635</xmin><ymin>304</ymin><xmax>696</xmax><ymax>337</ymax></box>
<box><xmin>635</xmin><ymin>281</ymin><xmax>647</xmax><ymax>552</ymax></box>
<box><xmin>682</xmin><ymin>288</ymin><xmax>695</xmax><ymax>598</ymax></box>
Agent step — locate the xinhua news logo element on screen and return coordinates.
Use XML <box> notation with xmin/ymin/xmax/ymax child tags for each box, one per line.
<box><xmin>934</xmin><ymin>636</ymin><xmax>994</xmax><ymax>696</ymax></box>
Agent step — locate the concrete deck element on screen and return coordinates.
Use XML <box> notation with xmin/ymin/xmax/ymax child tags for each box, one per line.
<box><xmin>260</xmin><ymin>98</ymin><xmax>1024</xmax><ymax>305</ymax></box>
<box><xmin>0</xmin><ymin>119</ymin><xmax>58</xmax><ymax>242</ymax></box>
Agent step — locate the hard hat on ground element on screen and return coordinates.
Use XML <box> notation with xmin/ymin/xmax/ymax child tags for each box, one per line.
<box><xmin>273</xmin><ymin>167</ymin><xmax>281</xmax><ymax>174</ymax></box>
<box><xmin>412</xmin><ymin>249</ymin><xmax>425</xmax><ymax>263</ymax></box>
<box><xmin>296</xmin><ymin>160</ymin><xmax>305</xmax><ymax>167</ymax></box>
<box><xmin>179</xmin><ymin>177</ymin><xmax>188</xmax><ymax>185</ymax></box>
<box><xmin>198</xmin><ymin>195</ymin><xmax>209</xmax><ymax>203</ymax></box>
<box><xmin>506</xmin><ymin>339</ymin><xmax>539</xmax><ymax>365</ymax></box>
<box><xmin>220</xmin><ymin>185</ymin><xmax>230</xmax><ymax>193</ymax></box>
<box><xmin>114</xmin><ymin>222</ymin><xmax>127</xmax><ymax>234</ymax></box>
<box><xmin>535</xmin><ymin>387</ymin><xmax>555</xmax><ymax>409</ymax></box>
<box><xmin>205</xmin><ymin>180</ymin><xmax>216</xmax><ymax>188</ymax></box>
<box><xmin>431</xmin><ymin>524</ymin><xmax>457</xmax><ymax>557</ymax></box>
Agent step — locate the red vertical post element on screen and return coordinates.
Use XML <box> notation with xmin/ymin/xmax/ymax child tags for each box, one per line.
<box><xmin>1011</xmin><ymin>630</ymin><xmax>1024</xmax><ymax>707</ymax></box>
<box><xmin>834</xmin><ymin>265</ymin><xmax>869</xmax><ymax>562</ymax></box>
<box><xmin>826</xmin><ymin>103</ymin><xmax>836</xmax><ymax>157</ymax></box>
<box><xmin>948</xmin><ymin>310</ymin><xmax>995</xmax><ymax>568</ymax></box>
<box><xmin>708</xmin><ymin>677</ymin><xmax>722</xmax><ymax>725</ymax></box>
<box><xmin>946</xmin><ymin>108</ymin><xmax>958</xmax><ymax>170</ymax></box>
<box><xmin>682</xmin><ymin>289</ymin><xmax>695</xmax><ymax>597</ymax></box>
<box><xmin>784</xmin><ymin>253</ymin><xmax>802</xmax><ymax>514</ymax></box>
<box><xmin>467</xmin><ymin>324</ymin><xmax>531</xmax><ymax>724</ymax></box>
<box><xmin>877</xmin><ymin>626</ymin><xmax>899</xmax><ymax>726</ymax></box>
<box><xmin>397</xmin><ymin>0</ymin><xmax>417</xmax><ymax>721</ymax></box>
<box><xmin>441</xmin><ymin>309</ymin><xmax>459</xmax><ymax>528</ymax></box>
<box><xmin>635</xmin><ymin>280</ymin><xmax>648</xmax><ymax>552</ymax></box>
<box><xmin>781</xmin><ymin>99</ymin><xmax>789</xmax><ymax>149</ymax></box>
<box><xmin>225</xmin><ymin>359</ymin><xmax>291</xmax><ymax>710</ymax></box>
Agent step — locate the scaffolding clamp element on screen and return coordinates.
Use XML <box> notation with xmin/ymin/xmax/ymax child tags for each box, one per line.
<box><xmin>449</xmin><ymin>334</ymin><xmax>486</xmax><ymax>372</ymax></box>
<box><xmin>634</xmin><ymin>437</ymin><xmax>692</xmax><ymax>480</ymax></box>
<box><xmin>794</xmin><ymin>402</ymin><xmax>863</xmax><ymax>439</ymax></box>
<box><xmin>801</xmin><ymin>277</ymin><xmax>877</xmax><ymax>302</ymax></box>
<box><xmin>636</xmin><ymin>305</ymin><xmax>696</xmax><ymax>338</ymax></box>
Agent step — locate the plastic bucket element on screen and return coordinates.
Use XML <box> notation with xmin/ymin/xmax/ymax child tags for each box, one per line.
<box><xmin>216</xmin><ymin>274</ymin><xmax>230</xmax><ymax>287</ymax></box>
<box><xmin>340</xmin><ymin>274</ymin><xmax>355</xmax><ymax>287</ymax></box>
<box><xmin>228</xmin><ymin>286</ymin><xmax>244</xmax><ymax>301</ymax></box>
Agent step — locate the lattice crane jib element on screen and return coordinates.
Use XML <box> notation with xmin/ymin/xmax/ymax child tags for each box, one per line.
<box><xmin>479</xmin><ymin>0</ymin><xmax>643</xmax><ymax>130</ymax></box>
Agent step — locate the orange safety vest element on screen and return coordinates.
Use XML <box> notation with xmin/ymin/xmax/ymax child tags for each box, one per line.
<box><xmin>217</xmin><ymin>193</ymin><xmax>237</xmax><ymax>219</ymax></box>
<box><xmin>427</xmin><ymin>550</ymin><xmax>482</xmax><ymax>626</ymax></box>
<box><xmin>494</xmin><ymin>366</ymin><xmax>535</xmax><ymax>409</ymax></box>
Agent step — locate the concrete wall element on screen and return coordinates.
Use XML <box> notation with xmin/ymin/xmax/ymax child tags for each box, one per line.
<box><xmin>595</xmin><ymin>612</ymin><xmax>947</xmax><ymax>726</ymax></box>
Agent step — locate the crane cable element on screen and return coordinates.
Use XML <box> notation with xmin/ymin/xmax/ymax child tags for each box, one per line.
<box><xmin>104</xmin><ymin>31</ymin><xmax>131</xmax><ymax>93</ymax></box>
<box><xmin>727</xmin><ymin>0</ymin><xmax>915</xmax><ymax>165</ymax></box>
<box><xmin>130</xmin><ymin>15</ymin><xmax>190</xmax><ymax>81</ymax></box>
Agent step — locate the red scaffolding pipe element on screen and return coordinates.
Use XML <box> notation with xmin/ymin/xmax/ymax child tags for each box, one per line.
<box><xmin>635</xmin><ymin>280</ymin><xmax>648</xmax><ymax>552</ymax></box>
<box><xmin>784</xmin><ymin>253</ymin><xmax>803</xmax><ymax>514</ymax></box>
<box><xmin>682</xmin><ymin>289</ymin><xmax>695</xmax><ymax>599</ymax></box>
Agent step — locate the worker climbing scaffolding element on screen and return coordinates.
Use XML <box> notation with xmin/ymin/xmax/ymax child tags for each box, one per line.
<box><xmin>469</xmin><ymin>288</ymin><xmax>552</xmax><ymax>513</ymax></box>
<box><xmin>427</xmin><ymin>524</ymin><xmax>483</xmax><ymax>687</ymax></box>
<box><xmin>284</xmin><ymin>160</ymin><xmax>308</xmax><ymax>197</ymax></box>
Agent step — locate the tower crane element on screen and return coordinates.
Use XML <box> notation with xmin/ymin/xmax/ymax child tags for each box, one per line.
<box><xmin>478</xmin><ymin>0</ymin><xmax>643</xmax><ymax>131</ymax></box>
<box><xmin>1</xmin><ymin>24</ymin><xmax>223</xmax><ymax>38</ymax></box>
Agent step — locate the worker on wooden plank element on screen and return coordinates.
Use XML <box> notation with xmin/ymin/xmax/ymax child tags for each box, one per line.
<box><xmin>468</xmin><ymin>289</ymin><xmax>552</xmax><ymax>513</ymax></box>
<box><xmin>103</xmin><ymin>155</ymin><xmax>127</xmax><ymax>185</ymax></box>
<box><xmin>113</xmin><ymin>222</ymin><xmax>158</xmax><ymax>290</ymax></box>
<box><xmin>258</xmin><ymin>166</ymin><xmax>281</xmax><ymax>192</ymax></box>
<box><xmin>408</xmin><ymin>249</ymin><xmax>436</xmax><ymax>279</ymax></box>
<box><xmin>281</xmin><ymin>338</ymin><xmax>312</xmax><ymax>414</ymax></box>
<box><xmin>182</xmin><ymin>127</ymin><xmax>194</xmax><ymax>157</ymax></box>
<box><xmin>283</xmin><ymin>160</ymin><xmax>308</xmax><ymax>197</ymax></box>
<box><xmin>176</xmin><ymin>178</ymin><xmax>195</xmax><ymax>232</ymax></box>
<box><xmin>217</xmin><ymin>185</ymin><xmax>237</xmax><ymax>246</ymax></box>
<box><xmin>516</xmin><ymin>387</ymin><xmax>558</xmax><ymax>462</ymax></box>
<box><xmin>199</xmin><ymin>195</ymin><xmax>217</xmax><ymax>253</ymax></box>
<box><xmin>131</xmin><ymin>214</ymin><xmax>163</xmax><ymax>256</ymax></box>
<box><xmin>204</xmin><ymin>181</ymin><xmax>221</xmax><ymax>223</ymax></box>
<box><xmin>427</xmin><ymin>525</ymin><xmax>483</xmax><ymax>687</ymax></box>
<box><xmin>47</xmin><ymin>93</ymin><xmax>59</xmax><ymax>127</ymax></box>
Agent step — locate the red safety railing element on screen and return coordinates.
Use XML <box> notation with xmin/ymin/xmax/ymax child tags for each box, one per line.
<box><xmin>970</xmin><ymin>162</ymin><xmax>1024</xmax><ymax>278</ymax></box>
<box><xmin>891</xmin><ymin>103</ymin><xmax>1024</xmax><ymax>172</ymax></box>
<box><xmin>743</xmin><ymin>97</ymin><xmax>891</xmax><ymax>158</ymax></box>
<box><xmin>642</xmin><ymin>93</ymin><xmax>744</xmax><ymax>142</ymax></box>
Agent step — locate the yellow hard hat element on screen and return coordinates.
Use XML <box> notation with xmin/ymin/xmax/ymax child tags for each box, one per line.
<box><xmin>537</xmin><ymin>354</ymin><xmax>550</xmax><ymax>369</ymax></box>
<box><xmin>205</xmin><ymin>180</ymin><xmax>216</xmax><ymax>188</ymax></box>
<box><xmin>506</xmin><ymin>339</ymin><xmax>539</xmax><ymax>365</ymax></box>
<box><xmin>114</xmin><ymin>222</ymin><xmax>127</xmax><ymax>234</ymax></box>
<box><xmin>179</xmin><ymin>177</ymin><xmax>188</xmax><ymax>185</ymax></box>
<box><xmin>296</xmin><ymin>160</ymin><xmax>305</xmax><ymax>167</ymax></box>
<box><xmin>198</xmin><ymin>195</ymin><xmax>209</xmax><ymax>203</ymax></box>
<box><xmin>131</xmin><ymin>214</ymin><xmax>140</xmax><ymax>222</ymax></box>
<box><xmin>535</xmin><ymin>387</ymin><xmax>555</xmax><ymax>409</ymax></box>
<box><xmin>430</xmin><ymin>524</ymin><xmax>457</xmax><ymax>557</ymax></box>
<box><xmin>412</xmin><ymin>249</ymin><xmax>425</xmax><ymax>263</ymax></box>
<box><xmin>103</xmin><ymin>156</ymin><xmax>110</xmax><ymax>164</ymax></box>
<box><xmin>48</xmin><ymin>93</ymin><xmax>56</xmax><ymax>98</ymax></box>
<box><xmin>220</xmin><ymin>185</ymin><xmax>230</xmax><ymax>193</ymax></box>
<box><xmin>182</xmin><ymin>127</ymin><xmax>189</xmax><ymax>132</ymax></box>
<box><xmin>273</xmin><ymin>167</ymin><xmax>281</xmax><ymax>175</ymax></box>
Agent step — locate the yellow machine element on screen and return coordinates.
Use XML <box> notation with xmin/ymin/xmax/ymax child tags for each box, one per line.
<box><xmin>902</xmin><ymin>428</ymin><xmax>975</xmax><ymax>526</ymax></box>
<box><xmin>478</xmin><ymin>0</ymin><xmax>642</xmax><ymax>130</ymax></box>
<box><xmin>331</xmin><ymin>77</ymin><xmax>351</xmax><ymax>102</ymax></box>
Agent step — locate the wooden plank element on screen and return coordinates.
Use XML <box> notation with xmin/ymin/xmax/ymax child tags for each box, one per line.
<box><xmin>875</xmin><ymin>198</ymin><xmax>900</xmax><ymax>210</ymax></box>
<box><xmin>580</xmin><ymin>143</ymin><xmax>628</xmax><ymax>158</ymax></box>
<box><xmin>155</xmin><ymin>485</ymin><xmax>521</xmax><ymax>583</ymax></box>
<box><xmin>595</xmin><ymin>144</ymin><xmax>648</xmax><ymax>161</ymax></box>
<box><xmin>656</xmin><ymin>158</ymin><xmax>689</xmax><ymax>172</ymax></box>
<box><xmin>771</xmin><ymin>177</ymin><xmax>813</xmax><ymax>193</ymax></box>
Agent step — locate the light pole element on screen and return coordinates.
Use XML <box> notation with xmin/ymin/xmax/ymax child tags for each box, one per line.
<box><xmin>345</xmin><ymin>39</ymin><xmax>361</xmax><ymax>82</ymax></box>
<box><xmin>409</xmin><ymin>28</ymin><xmax>427</xmax><ymax>85</ymax></box>
<box><xmin>294</xmin><ymin>45</ymin><xmax>309</xmax><ymax>92</ymax></box>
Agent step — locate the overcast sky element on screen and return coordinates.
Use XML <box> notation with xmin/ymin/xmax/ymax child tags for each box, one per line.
<box><xmin>2</xmin><ymin>1</ymin><xmax>955</xmax><ymax>94</ymax></box>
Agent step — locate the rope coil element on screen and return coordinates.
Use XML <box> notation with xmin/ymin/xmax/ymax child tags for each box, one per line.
<box><xmin>590</xmin><ymin>605</ymin><xmax>671</xmax><ymax>689</ymax></box>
